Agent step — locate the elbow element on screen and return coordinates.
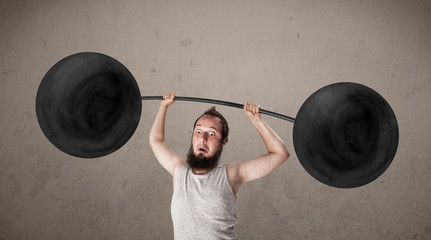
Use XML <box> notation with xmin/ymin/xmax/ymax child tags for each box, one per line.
<box><xmin>269</xmin><ymin>148</ymin><xmax>290</xmax><ymax>164</ymax></box>
<box><xmin>149</xmin><ymin>134</ymin><xmax>165</xmax><ymax>148</ymax></box>
<box><xmin>284</xmin><ymin>151</ymin><xmax>290</xmax><ymax>162</ymax></box>
<box><xmin>148</xmin><ymin>134</ymin><xmax>154</xmax><ymax>145</ymax></box>
<box><xmin>280</xmin><ymin>147</ymin><xmax>290</xmax><ymax>163</ymax></box>
<box><xmin>148</xmin><ymin>138</ymin><xmax>154</xmax><ymax>148</ymax></box>
<box><xmin>148</xmin><ymin>135</ymin><xmax>161</xmax><ymax>147</ymax></box>
<box><xmin>280</xmin><ymin>153</ymin><xmax>289</xmax><ymax>164</ymax></box>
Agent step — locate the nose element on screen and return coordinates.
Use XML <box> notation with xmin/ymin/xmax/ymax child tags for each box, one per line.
<box><xmin>199</xmin><ymin>132</ymin><xmax>208</xmax><ymax>143</ymax></box>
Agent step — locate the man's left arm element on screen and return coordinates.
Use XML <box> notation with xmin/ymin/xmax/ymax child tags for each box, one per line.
<box><xmin>227</xmin><ymin>101</ymin><xmax>290</xmax><ymax>194</ymax></box>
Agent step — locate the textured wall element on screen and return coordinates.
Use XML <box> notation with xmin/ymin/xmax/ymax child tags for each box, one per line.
<box><xmin>1</xmin><ymin>0</ymin><xmax>430</xmax><ymax>239</ymax></box>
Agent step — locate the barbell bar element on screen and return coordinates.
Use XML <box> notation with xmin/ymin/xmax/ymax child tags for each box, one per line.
<box><xmin>35</xmin><ymin>52</ymin><xmax>399</xmax><ymax>188</ymax></box>
<box><xmin>141</xmin><ymin>96</ymin><xmax>296</xmax><ymax>122</ymax></box>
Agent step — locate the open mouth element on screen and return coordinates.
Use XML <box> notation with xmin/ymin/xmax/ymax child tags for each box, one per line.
<box><xmin>197</xmin><ymin>147</ymin><xmax>208</xmax><ymax>153</ymax></box>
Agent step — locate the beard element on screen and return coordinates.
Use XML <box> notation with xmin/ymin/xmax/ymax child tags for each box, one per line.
<box><xmin>186</xmin><ymin>145</ymin><xmax>223</xmax><ymax>171</ymax></box>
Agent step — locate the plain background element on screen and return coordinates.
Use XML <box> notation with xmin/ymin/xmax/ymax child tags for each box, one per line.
<box><xmin>1</xmin><ymin>0</ymin><xmax>430</xmax><ymax>239</ymax></box>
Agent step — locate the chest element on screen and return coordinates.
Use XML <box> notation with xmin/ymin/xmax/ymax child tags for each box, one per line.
<box><xmin>172</xmin><ymin>169</ymin><xmax>237</xmax><ymax>218</ymax></box>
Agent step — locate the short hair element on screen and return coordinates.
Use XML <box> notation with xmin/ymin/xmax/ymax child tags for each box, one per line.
<box><xmin>193</xmin><ymin>107</ymin><xmax>229</xmax><ymax>143</ymax></box>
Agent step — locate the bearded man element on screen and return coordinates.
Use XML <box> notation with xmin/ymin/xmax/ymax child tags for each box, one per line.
<box><xmin>149</xmin><ymin>92</ymin><xmax>289</xmax><ymax>240</ymax></box>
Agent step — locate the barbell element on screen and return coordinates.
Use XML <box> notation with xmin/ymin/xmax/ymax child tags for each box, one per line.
<box><xmin>35</xmin><ymin>52</ymin><xmax>399</xmax><ymax>188</ymax></box>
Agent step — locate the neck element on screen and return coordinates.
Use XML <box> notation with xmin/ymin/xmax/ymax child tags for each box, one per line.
<box><xmin>192</xmin><ymin>167</ymin><xmax>213</xmax><ymax>175</ymax></box>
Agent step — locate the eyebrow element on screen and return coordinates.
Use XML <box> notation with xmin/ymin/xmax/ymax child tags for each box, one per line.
<box><xmin>196</xmin><ymin>124</ymin><xmax>220</xmax><ymax>132</ymax></box>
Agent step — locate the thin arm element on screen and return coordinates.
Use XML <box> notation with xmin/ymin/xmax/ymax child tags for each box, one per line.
<box><xmin>148</xmin><ymin>96</ymin><xmax>186</xmax><ymax>176</ymax></box>
<box><xmin>141</xmin><ymin>96</ymin><xmax>296</xmax><ymax>123</ymax></box>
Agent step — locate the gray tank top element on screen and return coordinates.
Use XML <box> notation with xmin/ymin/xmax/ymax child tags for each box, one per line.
<box><xmin>171</xmin><ymin>164</ymin><xmax>238</xmax><ymax>240</ymax></box>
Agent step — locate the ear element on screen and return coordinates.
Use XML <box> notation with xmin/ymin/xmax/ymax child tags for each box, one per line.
<box><xmin>222</xmin><ymin>138</ymin><xmax>228</xmax><ymax>146</ymax></box>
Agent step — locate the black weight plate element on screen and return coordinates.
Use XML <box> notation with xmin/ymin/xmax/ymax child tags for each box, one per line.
<box><xmin>293</xmin><ymin>82</ymin><xmax>398</xmax><ymax>188</ymax></box>
<box><xmin>36</xmin><ymin>52</ymin><xmax>142</xmax><ymax>158</ymax></box>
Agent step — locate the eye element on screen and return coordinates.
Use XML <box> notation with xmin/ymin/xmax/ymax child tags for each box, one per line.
<box><xmin>209</xmin><ymin>132</ymin><xmax>215</xmax><ymax>136</ymax></box>
<box><xmin>196</xmin><ymin>129</ymin><xmax>202</xmax><ymax>134</ymax></box>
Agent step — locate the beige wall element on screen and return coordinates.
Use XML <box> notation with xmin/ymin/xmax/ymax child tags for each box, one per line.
<box><xmin>1</xmin><ymin>0</ymin><xmax>430</xmax><ymax>239</ymax></box>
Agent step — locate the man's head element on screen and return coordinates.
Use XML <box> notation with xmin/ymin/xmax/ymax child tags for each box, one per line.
<box><xmin>186</xmin><ymin>107</ymin><xmax>229</xmax><ymax>171</ymax></box>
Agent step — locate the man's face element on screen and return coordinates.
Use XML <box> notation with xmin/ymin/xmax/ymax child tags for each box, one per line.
<box><xmin>192</xmin><ymin>115</ymin><xmax>225</xmax><ymax>158</ymax></box>
<box><xmin>186</xmin><ymin>115</ymin><xmax>226</xmax><ymax>170</ymax></box>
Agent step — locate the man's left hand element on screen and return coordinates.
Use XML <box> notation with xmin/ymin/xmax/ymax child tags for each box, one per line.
<box><xmin>244</xmin><ymin>101</ymin><xmax>261</xmax><ymax>121</ymax></box>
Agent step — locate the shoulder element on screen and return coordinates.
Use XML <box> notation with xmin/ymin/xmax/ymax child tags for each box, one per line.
<box><xmin>172</xmin><ymin>162</ymin><xmax>187</xmax><ymax>183</ymax></box>
<box><xmin>174</xmin><ymin>162</ymin><xmax>187</xmax><ymax>175</ymax></box>
<box><xmin>225</xmin><ymin>162</ymin><xmax>238</xmax><ymax>174</ymax></box>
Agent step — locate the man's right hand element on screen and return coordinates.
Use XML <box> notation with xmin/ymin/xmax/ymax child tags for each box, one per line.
<box><xmin>162</xmin><ymin>92</ymin><xmax>176</xmax><ymax>107</ymax></box>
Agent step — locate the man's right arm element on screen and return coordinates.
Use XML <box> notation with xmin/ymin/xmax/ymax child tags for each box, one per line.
<box><xmin>149</xmin><ymin>92</ymin><xmax>186</xmax><ymax>176</ymax></box>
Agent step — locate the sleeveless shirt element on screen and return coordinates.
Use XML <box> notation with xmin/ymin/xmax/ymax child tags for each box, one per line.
<box><xmin>171</xmin><ymin>164</ymin><xmax>238</xmax><ymax>240</ymax></box>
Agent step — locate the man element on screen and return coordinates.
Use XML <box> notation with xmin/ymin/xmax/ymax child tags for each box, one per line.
<box><xmin>149</xmin><ymin>92</ymin><xmax>289</xmax><ymax>239</ymax></box>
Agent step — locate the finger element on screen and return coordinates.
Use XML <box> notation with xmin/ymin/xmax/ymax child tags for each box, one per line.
<box><xmin>250</xmin><ymin>102</ymin><xmax>256</xmax><ymax>113</ymax></box>
<box><xmin>253</xmin><ymin>103</ymin><xmax>258</xmax><ymax>113</ymax></box>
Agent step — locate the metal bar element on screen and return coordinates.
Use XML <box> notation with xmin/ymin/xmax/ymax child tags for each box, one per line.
<box><xmin>141</xmin><ymin>96</ymin><xmax>295</xmax><ymax>123</ymax></box>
